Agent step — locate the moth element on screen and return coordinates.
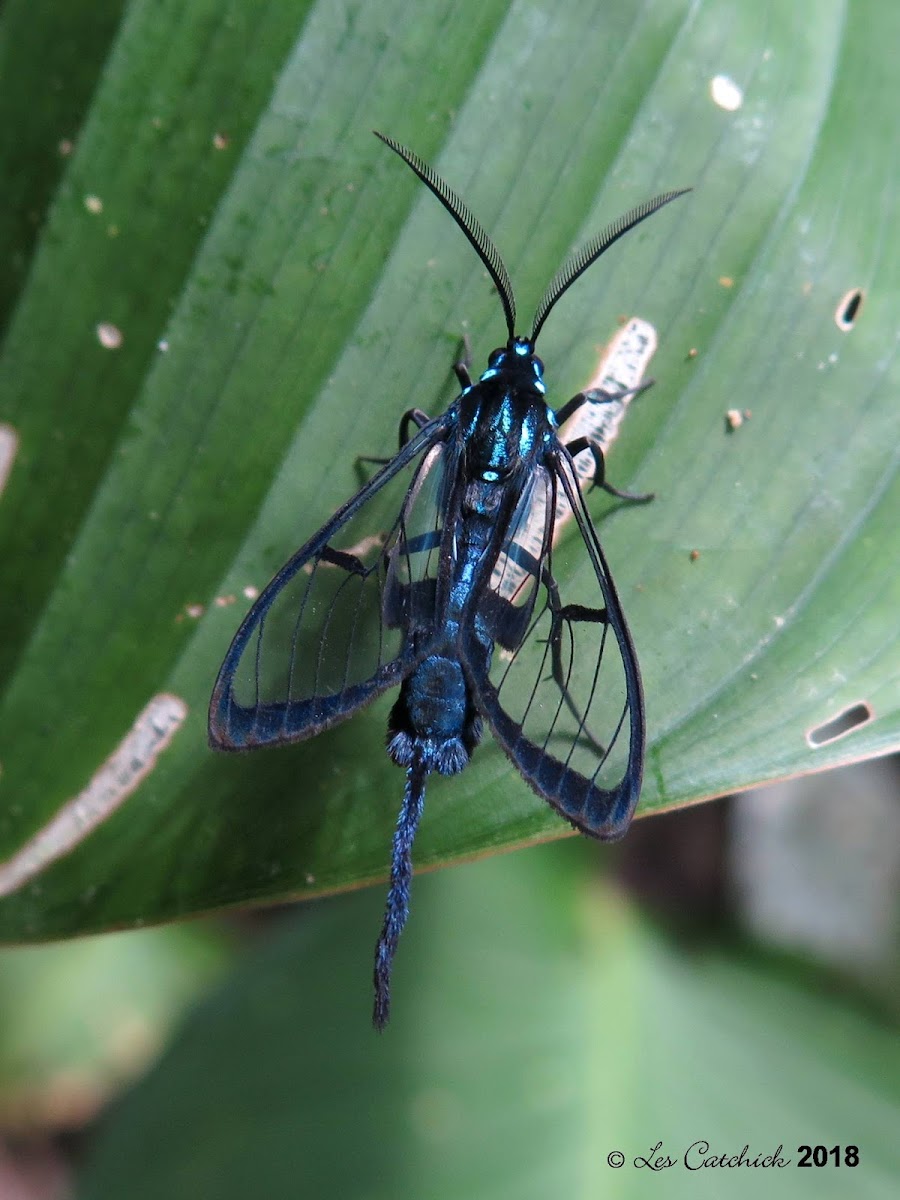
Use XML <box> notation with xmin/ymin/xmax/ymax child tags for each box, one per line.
<box><xmin>210</xmin><ymin>132</ymin><xmax>687</xmax><ymax>1027</ymax></box>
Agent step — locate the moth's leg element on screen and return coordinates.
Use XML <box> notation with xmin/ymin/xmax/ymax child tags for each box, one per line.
<box><xmin>360</xmin><ymin>333</ymin><xmax>470</xmax><ymax>471</ymax></box>
<box><xmin>563</xmin><ymin>437</ymin><xmax>654</xmax><ymax>503</ymax></box>
<box><xmin>453</xmin><ymin>333</ymin><xmax>474</xmax><ymax>389</ymax></box>
<box><xmin>542</xmin><ymin>568</ymin><xmax>608</xmax><ymax>754</ymax></box>
<box><xmin>554</xmin><ymin>391</ymin><xmax>587</xmax><ymax>426</ymax></box>
<box><xmin>357</xmin><ymin>408</ymin><xmax>433</xmax><ymax>468</ymax></box>
<box><xmin>359</xmin><ymin>332</ymin><xmax>471</xmax><ymax>475</ymax></box>
<box><xmin>398</xmin><ymin>408</ymin><xmax>432</xmax><ymax>448</ymax></box>
<box><xmin>554</xmin><ymin>377</ymin><xmax>655</xmax><ymax>426</ymax></box>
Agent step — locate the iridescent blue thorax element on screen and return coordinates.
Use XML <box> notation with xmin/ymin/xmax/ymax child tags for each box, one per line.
<box><xmin>459</xmin><ymin>337</ymin><xmax>555</xmax><ymax>484</ymax></box>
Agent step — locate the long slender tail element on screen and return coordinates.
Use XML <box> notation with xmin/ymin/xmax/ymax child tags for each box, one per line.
<box><xmin>373</xmin><ymin>750</ymin><xmax>428</xmax><ymax>1031</ymax></box>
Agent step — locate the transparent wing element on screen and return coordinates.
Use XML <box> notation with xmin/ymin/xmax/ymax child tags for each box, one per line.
<box><xmin>467</xmin><ymin>450</ymin><xmax>644</xmax><ymax>840</ymax></box>
<box><xmin>210</xmin><ymin>415</ymin><xmax>458</xmax><ymax>750</ymax></box>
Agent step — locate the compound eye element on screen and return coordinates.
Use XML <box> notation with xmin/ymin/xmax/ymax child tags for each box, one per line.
<box><xmin>487</xmin><ymin>348</ymin><xmax>505</xmax><ymax>368</ymax></box>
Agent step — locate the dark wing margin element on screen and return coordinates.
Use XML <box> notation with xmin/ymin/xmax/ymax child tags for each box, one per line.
<box><xmin>466</xmin><ymin>449</ymin><xmax>644</xmax><ymax>840</ymax></box>
<box><xmin>209</xmin><ymin>414</ymin><xmax>457</xmax><ymax>751</ymax></box>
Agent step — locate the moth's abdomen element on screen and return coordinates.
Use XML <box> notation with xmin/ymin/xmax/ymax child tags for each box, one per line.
<box><xmin>386</xmin><ymin>654</ymin><xmax>482</xmax><ymax>776</ymax></box>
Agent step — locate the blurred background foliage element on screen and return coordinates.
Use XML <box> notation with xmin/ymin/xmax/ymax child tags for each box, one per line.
<box><xmin>0</xmin><ymin>0</ymin><xmax>897</xmax><ymax>1196</ymax></box>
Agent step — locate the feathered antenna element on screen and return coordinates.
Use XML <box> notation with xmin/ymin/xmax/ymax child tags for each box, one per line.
<box><xmin>375</xmin><ymin>132</ymin><xmax>517</xmax><ymax>341</ymax></box>
<box><xmin>531</xmin><ymin>189</ymin><xmax>691</xmax><ymax>343</ymax></box>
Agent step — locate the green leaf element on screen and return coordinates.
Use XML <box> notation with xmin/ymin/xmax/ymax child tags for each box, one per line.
<box><xmin>0</xmin><ymin>0</ymin><xmax>897</xmax><ymax>938</ymax></box>
<box><xmin>75</xmin><ymin>846</ymin><xmax>900</xmax><ymax>1199</ymax></box>
<box><xmin>0</xmin><ymin>923</ymin><xmax>229</xmax><ymax>1126</ymax></box>
<box><xmin>0</xmin><ymin>0</ymin><xmax>128</xmax><ymax>330</ymax></box>
<box><xmin>0</xmin><ymin>0</ymin><xmax>313</xmax><ymax>684</ymax></box>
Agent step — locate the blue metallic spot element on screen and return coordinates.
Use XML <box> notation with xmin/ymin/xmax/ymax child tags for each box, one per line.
<box><xmin>482</xmin><ymin>469</ymin><xmax>500</xmax><ymax>482</ymax></box>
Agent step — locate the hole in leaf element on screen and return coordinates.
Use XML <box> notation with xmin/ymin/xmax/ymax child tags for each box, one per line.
<box><xmin>834</xmin><ymin>288</ymin><xmax>864</xmax><ymax>331</ymax></box>
<box><xmin>806</xmin><ymin>702</ymin><xmax>873</xmax><ymax>747</ymax></box>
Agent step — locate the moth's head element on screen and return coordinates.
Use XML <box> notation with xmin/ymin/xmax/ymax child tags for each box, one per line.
<box><xmin>478</xmin><ymin>336</ymin><xmax>546</xmax><ymax>394</ymax></box>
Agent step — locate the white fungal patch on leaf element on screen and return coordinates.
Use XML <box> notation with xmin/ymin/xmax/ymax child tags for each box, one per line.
<box><xmin>96</xmin><ymin>322</ymin><xmax>124</xmax><ymax>349</ymax></box>
<box><xmin>0</xmin><ymin>695</ymin><xmax>188</xmax><ymax>897</ymax></box>
<box><xmin>725</xmin><ymin>409</ymin><xmax>743</xmax><ymax>431</ymax></box>
<box><xmin>0</xmin><ymin>423</ymin><xmax>19</xmax><ymax>497</ymax></box>
<box><xmin>710</xmin><ymin>74</ymin><xmax>743</xmax><ymax>111</ymax></box>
